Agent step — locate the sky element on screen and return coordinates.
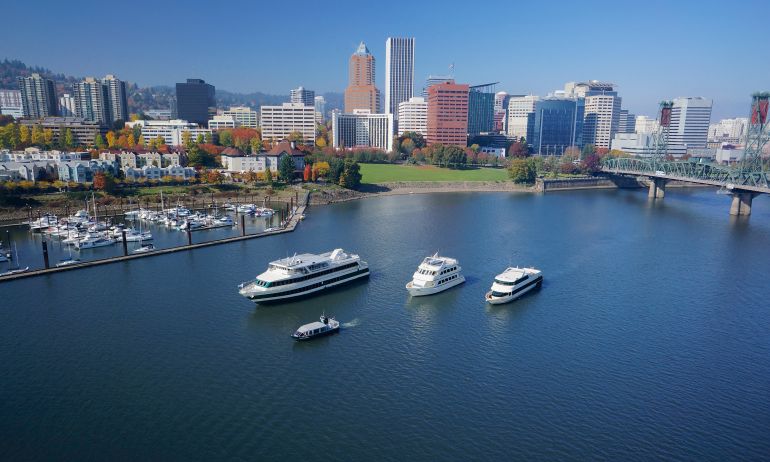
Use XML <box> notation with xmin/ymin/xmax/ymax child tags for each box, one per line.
<box><xmin>1</xmin><ymin>0</ymin><xmax>768</xmax><ymax>120</ymax></box>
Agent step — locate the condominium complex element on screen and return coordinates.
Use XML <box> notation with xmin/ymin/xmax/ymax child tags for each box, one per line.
<box><xmin>314</xmin><ymin>96</ymin><xmax>326</xmax><ymax>123</ymax></box>
<box><xmin>667</xmin><ymin>97</ymin><xmax>712</xmax><ymax>154</ymax></box>
<box><xmin>102</xmin><ymin>74</ymin><xmax>129</xmax><ymax>123</ymax></box>
<box><xmin>59</xmin><ymin>94</ymin><xmax>76</xmax><ymax>117</ymax></box>
<box><xmin>175</xmin><ymin>79</ymin><xmax>215</xmax><ymax>126</ymax></box>
<box><xmin>506</xmin><ymin>95</ymin><xmax>538</xmax><ymax>140</ymax></box>
<box><xmin>426</xmin><ymin>80</ymin><xmax>469</xmax><ymax>146</ymax></box>
<box><xmin>18</xmin><ymin>73</ymin><xmax>58</xmax><ymax>118</ymax></box>
<box><xmin>332</xmin><ymin>110</ymin><xmax>394</xmax><ymax>152</ymax></box>
<box><xmin>73</xmin><ymin>77</ymin><xmax>110</xmax><ymax>126</ymax></box>
<box><xmin>0</xmin><ymin>89</ymin><xmax>23</xmax><ymax>117</ymax></box>
<box><xmin>222</xmin><ymin>106</ymin><xmax>259</xmax><ymax>128</ymax></box>
<box><xmin>290</xmin><ymin>86</ymin><xmax>315</xmax><ymax>107</ymax></box>
<box><xmin>344</xmin><ymin>42</ymin><xmax>380</xmax><ymax>113</ymax></box>
<box><xmin>397</xmin><ymin>97</ymin><xmax>428</xmax><ymax>136</ymax></box>
<box><xmin>260</xmin><ymin>103</ymin><xmax>316</xmax><ymax>144</ymax></box>
<box><xmin>385</xmin><ymin>37</ymin><xmax>415</xmax><ymax>119</ymax></box>
<box><xmin>125</xmin><ymin>119</ymin><xmax>211</xmax><ymax>146</ymax></box>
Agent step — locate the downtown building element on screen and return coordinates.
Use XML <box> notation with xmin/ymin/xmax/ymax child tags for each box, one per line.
<box><xmin>59</xmin><ymin>94</ymin><xmax>76</xmax><ymax>117</ymax></box>
<box><xmin>125</xmin><ymin>119</ymin><xmax>211</xmax><ymax>147</ymax></box>
<box><xmin>17</xmin><ymin>73</ymin><xmax>58</xmax><ymax>119</ymax></box>
<box><xmin>708</xmin><ymin>117</ymin><xmax>747</xmax><ymax>145</ymax></box>
<box><xmin>506</xmin><ymin>95</ymin><xmax>538</xmax><ymax>141</ymax></box>
<box><xmin>290</xmin><ymin>86</ymin><xmax>315</xmax><ymax>107</ymax></box>
<box><xmin>344</xmin><ymin>42</ymin><xmax>380</xmax><ymax>113</ymax></box>
<box><xmin>397</xmin><ymin>97</ymin><xmax>428</xmax><ymax>136</ymax></box>
<box><xmin>493</xmin><ymin>91</ymin><xmax>509</xmax><ymax>133</ymax></box>
<box><xmin>314</xmin><ymin>96</ymin><xmax>326</xmax><ymax>123</ymax></box>
<box><xmin>222</xmin><ymin>106</ymin><xmax>259</xmax><ymax>128</ymax></box>
<box><xmin>260</xmin><ymin>103</ymin><xmax>316</xmax><ymax>145</ymax></box>
<box><xmin>565</xmin><ymin>81</ymin><xmax>621</xmax><ymax>149</ymax></box>
<box><xmin>618</xmin><ymin>109</ymin><xmax>636</xmax><ymax>134</ymax></box>
<box><xmin>666</xmin><ymin>97</ymin><xmax>712</xmax><ymax>156</ymax></box>
<box><xmin>634</xmin><ymin>115</ymin><xmax>659</xmax><ymax>134</ymax></box>
<box><xmin>332</xmin><ymin>110</ymin><xmax>394</xmax><ymax>152</ymax></box>
<box><xmin>426</xmin><ymin>80</ymin><xmax>469</xmax><ymax>146</ymax></box>
<box><xmin>467</xmin><ymin>83</ymin><xmax>496</xmax><ymax>135</ymax></box>
<box><xmin>73</xmin><ymin>77</ymin><xmax>110</xmax><ymax>126</ymax></box>
<box><xmin>385</xmin><ymin>37</ymin><xmax>415</xmax><ymax>122</ymax></box>
<box><xmin>102</xmin><ymin>74</ymin><xmax>129</xmax><ymax>123</ymax></box>
<box><xmin>530</xmin><ymin>97</ymin><xmax>585</xmax><ymax>155</ymax></box>
<box><xmin>175</xmin><ymin>79</ymin><xmax>216</xmax><ymax>126</ymax></box>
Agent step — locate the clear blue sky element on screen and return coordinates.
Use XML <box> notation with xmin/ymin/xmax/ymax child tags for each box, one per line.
<box><xmin>1</xmin><ymin>0</ymin><xmax>767</xmax><ymax>119</ymax></box>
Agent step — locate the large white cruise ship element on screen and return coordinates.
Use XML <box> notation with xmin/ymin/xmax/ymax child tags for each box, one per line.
<box><xmin>238</xmin><ymin>248</ymin><xmax>369</xmax><ymax>303</ymax></box>
<box><xmin>485</xmin><ymin>267</ymin><xmax>543</xmax><ymax>305</ymax></box>
<box><xmin>406</xmin><ymin>253</ymin><xmax>465</xmax><ymax>296</ymax></box>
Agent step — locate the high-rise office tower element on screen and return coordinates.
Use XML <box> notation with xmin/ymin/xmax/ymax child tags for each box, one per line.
<box><xmin>175</xmin><ymin>79</ymin><xmax>216</xmax><ymax>126</ymax></box>
<box><xmin>397</xmin><ymin>97</ymin><xmax>428</xmax><ymax>136</ymax></box>
<box><xmin>422</xmin><ymin>75</ymin><xmax>453</xmax><ymax>98</ymax></box>
<box><xmin>566</xmin><ymin>81</ymin><xmax>620</xmax><ymax>148</ymax></box>
<box><xmin>17</xmin><ymin>73</ymin><xmax>58</xmax><ymax>118</ymax></box>
<box><xmin>667</xmin><ymin>97</ymin><xmax>712</xmax><ymax>154</ymax></box>
<box><xmin>74</xmin><ymin>77</ymin><xmax>110</xmax><ymax>126</ymax></box>
<box><xmin>332</xmin><ymin>110</ymin><xmax>394</xmax><ymax>152</ymax></box>
<box><xmin>618</xmin><ymin>109</ymin><xmax>636</xmax><ymax>134</ymax></box>
<box><xmin>344</xmin><ymin>42</ymin><xmax>380</xmax><ymax>113</ymax></box>
<box><xmin>530</xmin><ymin>97</ymin><xmax>585</xmax><ymax>155</ymax></box>
<box><xmin>290</xmin><ymin>86</ymin><xmax>315</xmax><ymax>107</ymax></box>
<box><xmin>385</xmin><ymin>37</ymin><xmax>415</xmax><ymax>120</ymax></box>
<box><xmin>102</xmin><ymin>74</ymin><xmax>129</xmax><ymax>123</ymax></box>
<box><xmin>426</xmin><ymin>80</ymin><xmax>469</xmax><ymax>146</ymax></box>
<box><xmin>467</xmin><ymin>83</ymin><xmax>496</xmax><ymax>135</ymax></box>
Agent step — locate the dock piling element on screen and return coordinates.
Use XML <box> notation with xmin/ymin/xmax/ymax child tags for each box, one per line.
<box><xmin>42</xmin><ymin>241</ymin><xmax>50</xmax><ymax>269</ymax></box>
<box><xmin>122</xmin><ymin>230</ymin><xmax>128</xmax><ymax>256</ymax></box>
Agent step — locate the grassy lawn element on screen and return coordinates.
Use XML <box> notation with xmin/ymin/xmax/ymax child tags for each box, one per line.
<box><xmin>360</xmin><ymin>164</ymin><xmax>509</xmax><ymax>183</ymax></box>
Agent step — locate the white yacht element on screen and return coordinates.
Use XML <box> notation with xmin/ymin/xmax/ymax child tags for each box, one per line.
<box><xmin>485</xmin><ymin>267</ymin><xmax>543</xmax><ymax>305</ymax></box>
<box><xmin>29</xmin><ymin>214</ymin><xmax>58</xmax><ymax>232</ymax></box>
<box><xmin>76</xmin><ymin>234</ymin><xmax>117</xmax><ymax>250</ymax></box>
<box><xmin>406</xmin><ymin>253</ymin><xmax>465</xmax><ymax>296</ymax></box>
<box><xmin>238</xmin><ymin>248</ymin><xmax>369</xmax><ymax>303</ymax></box>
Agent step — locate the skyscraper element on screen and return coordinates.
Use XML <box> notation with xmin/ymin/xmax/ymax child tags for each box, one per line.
<box><xmin>332</xmin><ymin>110</ymin><xmax>394</xmax><ymax>152</ymax></box>
<box><xmin>426</xmin><ymin>80</ymin><xmax>469</xmax><ymax>146</ymax></box>
<box><xmin>385</xmin><ymin>37</ymin><xmax>415</xmax><ymax>120</ymax></box>
<box><xmin>618</xmin><ymin>109</ymin><xmax>635</xmax><ymax>134</ymax></box>
<box><xmin>422</xmin><ymin>75</ymin><xmax>453</xmax><ymax>97</ymax></box>
<box><xmin>667</xmin><ymin>97</ymin><xmax>712</xmax><ymax>155</ymax></box>
<box><xmin>467</xmin><ymin>83</ymin><xmax>497</xmax><ymax>135</ymax></box>
<box><xmin>17</xmin><ymin>73</ymin><xmax>58</xmax><ymax>118</ymax></box>
<box><xmin>175</xmin><ymin>79</ymin><xmax>216</xmax><ymax>126</ymax></box>
<box><xmin>74</xmin><ymin>77</ymin><xmax>109</xmax><ymax>126</ymax></box>
<box><xmin>290</xmin><ymin>86</ymin><xmax>315</xmax><ymax>107</ymax></box>
<box><xmin>344</xmin><ymin>42</ymin><xmax>380</xmax><ymax>113</ymax></box>
<box><xmin>565</xmin><ymin>81</ymin><xmax>621</xmax><ymax>149</ymax></box>
<box><xmin>397</xmin><ymin>97</ymin><xmax>428</xmax><ymax>136</ymax></box>
<box><xmin>102</xmin><ymin>74</ymin><xmax>128</xmax><ymax>123</ymax></box>
<box><xmin>59</xmin><ymin>94</ymin><xmax>76</xmax><ymax>117</ymax></box>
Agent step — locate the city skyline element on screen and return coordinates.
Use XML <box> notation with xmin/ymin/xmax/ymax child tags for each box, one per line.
<box><xmin>1</xmin><ymin>0</ymin><xmax>768</xmax><ymax>120</ymax></box>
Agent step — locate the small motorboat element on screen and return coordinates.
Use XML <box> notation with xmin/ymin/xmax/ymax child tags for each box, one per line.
<box><xmin>133</xmin><ymin>244</ymin><xmax>155</xmax><ymax>254</ymax></box>
<box><xmin>55</xmin><ymin>258</ymin><xmax>81</xmax><ymax>268</ymax></box>
<box><xmin>291</xmin><ymin>314</ymin><xmax>340</xmax><ymax>341</ymax></box>
<box><xmin>1</xmin><ymin>266</ymin><xmax>29</xmax><ymax>276</ymax></box>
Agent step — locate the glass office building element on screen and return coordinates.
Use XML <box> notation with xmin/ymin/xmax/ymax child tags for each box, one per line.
<box><xmin>530</xmin><ymin>97</ymin><xmax>584</xmax><ymax>155</ymax></box>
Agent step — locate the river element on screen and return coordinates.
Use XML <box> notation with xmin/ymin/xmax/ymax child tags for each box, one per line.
<box><xmin>1</xmin><ymin>188</ymin><xmax>769</xmax><ymax>460</ymax></box>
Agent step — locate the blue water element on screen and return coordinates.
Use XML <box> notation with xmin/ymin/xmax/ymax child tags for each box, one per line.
<box><xmin>1</xmin><ymin>189</ymin><xmax>769</xmax><ymax>460</ymax></box>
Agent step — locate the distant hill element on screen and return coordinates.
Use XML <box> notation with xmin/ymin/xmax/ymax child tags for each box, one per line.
<box><xmin>0</xmin><ymin>58</ymin><xmax>342</xmax><ymax>115</ymax></box>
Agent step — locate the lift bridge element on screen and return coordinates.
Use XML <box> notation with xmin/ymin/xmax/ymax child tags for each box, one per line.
<box><xmin>603</xmin><ymin>93</ymin><xmax>770</xmax><ymax>216</ymax></box>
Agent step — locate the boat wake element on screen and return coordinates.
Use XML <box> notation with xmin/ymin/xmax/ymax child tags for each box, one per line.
<box><xmin>342</xmin><ymin>318</ymin><xmax>360</xmax><ymax>328</ymax></box>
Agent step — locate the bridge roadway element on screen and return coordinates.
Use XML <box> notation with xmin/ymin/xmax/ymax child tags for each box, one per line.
<box><xmin>602</xmin><ymin>159</ymin><xmax>769</xmax><ymax>216</ymax></box>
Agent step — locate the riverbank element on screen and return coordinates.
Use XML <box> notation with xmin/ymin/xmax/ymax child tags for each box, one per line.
<box><xmin>308</xmin><ymin>181</ymin><xmax>535</xmax><ymax>205</ymax></box>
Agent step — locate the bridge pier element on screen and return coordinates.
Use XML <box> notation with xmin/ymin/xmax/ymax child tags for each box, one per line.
<box><xmin>648</xmin><ymin>178</ymin><xmax>667</xmax><ymax>199</ymax></box>
<box><xmin>729</xmin><ymin>191</ymin><xmax>758</xmax><ymax>216</ymax></box>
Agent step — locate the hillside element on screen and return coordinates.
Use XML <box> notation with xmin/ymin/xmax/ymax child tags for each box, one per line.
<box><xmin>0</xmin><ymin>58</ymin><xmax>342</xmax><ymax>114</ymax></box>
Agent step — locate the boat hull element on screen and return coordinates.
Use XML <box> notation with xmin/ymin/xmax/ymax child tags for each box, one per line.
<box><xmin>406</xmin><ymin>275</ymin><xmax>465</xmax><ymax>296</ymax></box>
<box><xmin>485</xmin><ymin>276</ymin><xmax>543</xmax><ymax>305</ymax></box>
<box><xmin>242</xmin><ymin>268</ymin><xmax>370</xmax><ymax>304</ymax></box>
<box><xmin>292</xmin><ymin>325</ymin><xmax>339</xmax><ymax>341</ymax></box>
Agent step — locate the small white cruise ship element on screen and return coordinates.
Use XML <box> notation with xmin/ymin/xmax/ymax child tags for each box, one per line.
<box><xmin>485</xmin><ymin>267</ymin><xmax>543</xmax><ymax>305</ymax></box>
<box><xmin>238</xmin><ymin>248</ymin><xmax>369</xmax><ymax>303</ymax></box>
<box><xmin>406</xmin><ymin>253</ymin><xmax>465</xmax><ymax>296</ymax></box>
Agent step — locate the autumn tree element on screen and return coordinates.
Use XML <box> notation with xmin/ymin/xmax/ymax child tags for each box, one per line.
<box><xmin>303</xmin><ymin>164</ymin><xmax>311</xmax><ymax>182</ymax></box>
<box><xmin>206</xmin><ymin>170</ymin><xmax>224</xmax><ymax>184</ymax></box>
<box><xmin>106</xmin><ymin>131</ymin><xmax>117</xmax><ymax>148</ymax></box>
<box><xmin>264</xmin><ymin>166</ymin><xmax>273</xmax><ymax>185</ymax></box>
<box><xmin>250</xmin><ymin>137</ymin><xmax>262</xmax><ymax>154</ymax></box>
<box><xmin>181</xmin><ymin>130</ymin><xmax>193</xmax><ymax>149</ymax></box>
<box><xmin>338</xmin><ymin>160</ymin><xmax>362</xmax><ymax>190</ymax></box>
<box><xmin>219</xmin><ymin>130</ymin><xmax>233</xmax><ymax>147</ymax></box>
<box><xmin>288</xmin><ymin>131</ymin><xmax>304</xmax><ymax>143</ymax></box>
<box><xmin>31</xmin><ymin>125</ymin><xmax>44</xmax><ymax>145</ymax></box>
<box><xmin>19</xmin><ymin>125</ymin><xmax>30</xmax><ymax>145</ymax></box>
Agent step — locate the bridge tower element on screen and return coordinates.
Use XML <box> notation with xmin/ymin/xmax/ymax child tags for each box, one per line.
<box><xmin>650</xmin><ymin>101</ymin><xmax>673</xmax><ymax>166</ymax></box>
<box><xmin>740</xmin><ymin>92</ymin><xmax>770</xmax><ymax>173</ymax></box>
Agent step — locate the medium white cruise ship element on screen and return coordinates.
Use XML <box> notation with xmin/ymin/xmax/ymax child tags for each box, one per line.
<box><xmin>485</xmin><ymin>267</ymin><xmax>543</xmax><ymax>305</ymax></box>
<box><xmin>238</xmin><ymin>248</ymin><xmax>369</xmax><ymax>303</ymax></box>
<box><xmin>406</xmin><ymin>253</ymin><xmax>465</xmax><ymax>296</ymax></box>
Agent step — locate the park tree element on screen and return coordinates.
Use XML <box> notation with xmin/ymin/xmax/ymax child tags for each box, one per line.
<box><xmin>327</xmin><ymin>158</ymin><xmax>345</xmax><ymax>183</ymax></box>
<box><xmin>444</xmin><ymin>145</ymin><xmax>467</xmax><ymax>168</ymax></box>
<box><xmin>219</xmin><ymin>130</ymin><xmax>233</xmax><ymax>147</ymax></box>
<box><xmin>508</xmin><ymin>141</ymin><xmax>529</xmax><ymax>158</ymax></box>
<box><xmin>264</xmin><ymin>166</ymin><xmax>273</xmax><ymax>185</ymax></box>
<box><xmin>581</xmin><ymin>144</ymin><xmax>596</xmax><ymax>159</ymax></box>
<box><xmin>581</xmin><ymin>154</ymin><xmax>601</xmax><ymax>174</ymax></box>
<box><xmin>195</xmin><ymin>133</ymin><xmax>205</xmax><ymax>145</ymax></box>
<box><xmin>181</xmin><ymin>130</ymin><xmax>193</xmax><ymax>149</ymax></box>
<box><xmin>338</xmin><ymin>160</ymin><xmax>362</xmax><ymax>190</ymax></box>
<box><xmin>206</xmin><ymin>170</ymin><xmax>224</xmax><ymax>184</ymax></box>
<box><xmin>127</xmin><ymin>133</ymin><xmax>136</xmax><ymax>148</ymax></box>
<box><xmin>105</xmin><ymin>131</ymin><xmax>117</xmax><ymax>148</ymax></box>
<box><xmin>401</xmin><ymin>138</ymin><xmax>415</xmax><ymax>155</ymax></box>
<box><xmin>93</xmin><ymin>172</ymin><xmax>117</xmax><ymax>193</ymax></box>
<box><xmin>303</xmin><ymin>164</ymin><xmax>312</xmax><ymax>182</ymax></box>
<box><xmin>508</xmin><ymin>158</ymin><xmax>536</xmax><ymax>184</ymax></box>
<box><xmin>316</xmin><ymin>136</ymin><xmax>327</xmax><ymax>148</ymax></box>
<box><xmin>278</xmin><ymin>155</ymin><xmax>295</xmax><ymax>182</ymax></box>
<box><xmin>94</xmin><ymin>133</ymin><xmax>106</xmax><ymax>149</ymax></box>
